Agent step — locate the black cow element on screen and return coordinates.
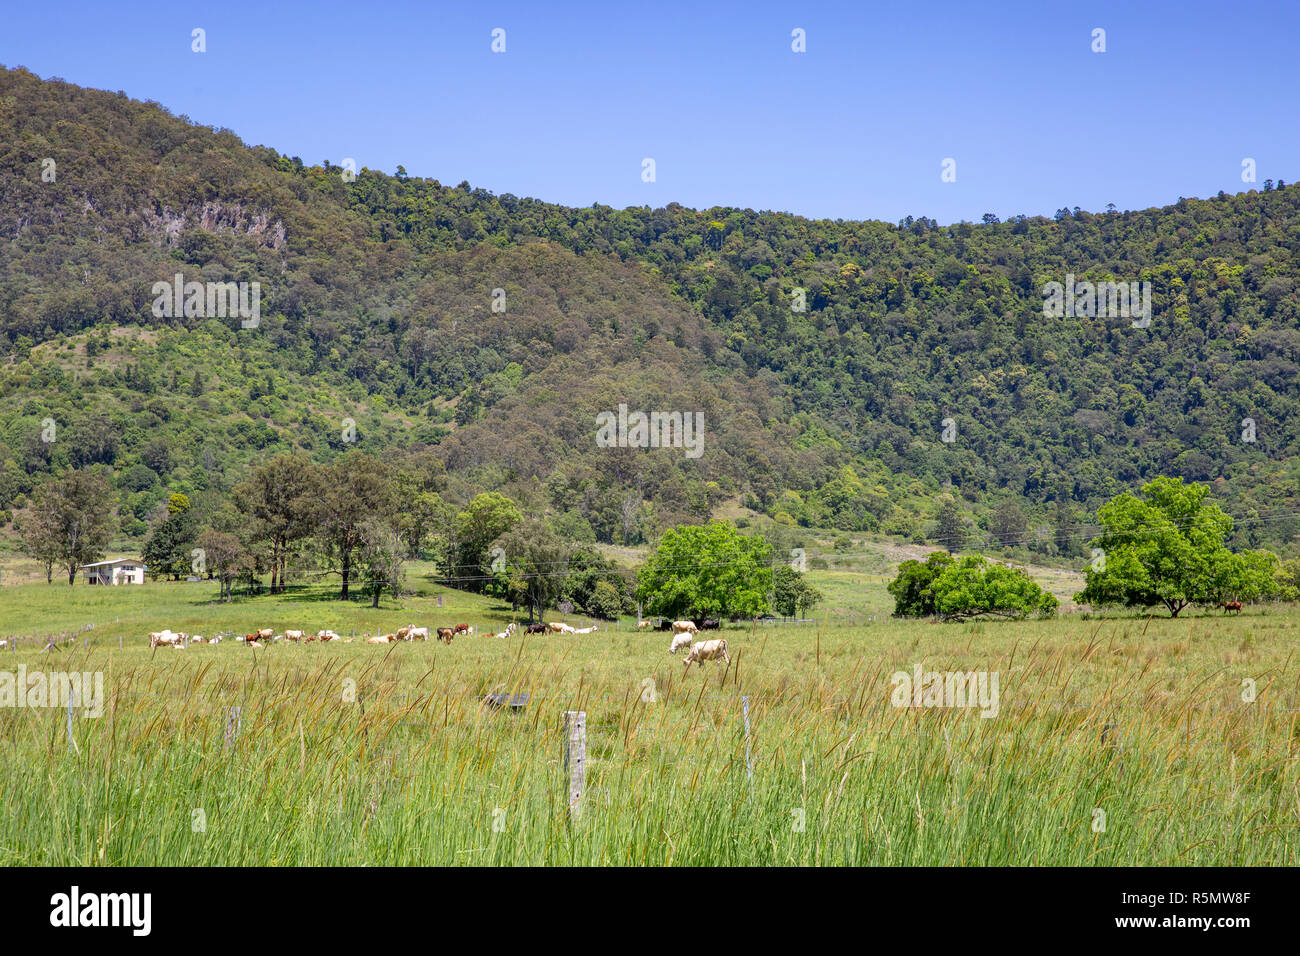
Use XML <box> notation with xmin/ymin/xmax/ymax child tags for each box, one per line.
<box><xmin>697</xmin><ymin>618</ymin><xmax>721</xmax><ymax>630</ymax></box>
<box><xmin>525</xmin><ymin>623</ymin><xmax>549</xmax><ymax>634</ymax></box>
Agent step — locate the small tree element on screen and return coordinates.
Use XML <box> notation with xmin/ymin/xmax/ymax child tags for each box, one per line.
<box><xmin>772</xmin><ymin>564</ymin><xmax>824</xmax><ymax>617</ymax></box>
<box><xmin>931</xmin><ymin>555</ymin><xmax>1058</xmax><ymax>621</ymax></box>
<box><xmin>357</xmin><ymin>518</ymin><xmax>406</xmax><ymax>609</ymax></box>
<box><xmin>197</xmin><ymin>529</ymin><xmax>246</xmax><ymax>602</ymax></box>
<box><xmin>24</xmin><ymin>470</ymin><xmax>116</xmax><ymax>585</ymax></box>
<box><xmin>887</xmin><ymin>552</ymin><xmax>954</xmax><ymax>617</ymax></box>
<box><xmin>316</xmin><ymin>453</ymin><xmax>396</xmax><ymax>599</ymax></box>
<box><xmin>17</xmin><ymin>504</ymin><xmax>61</xmax><ymax>583</ymax></box>
<box><xmin>494</xmin><ymin>520</ymin><xmax>570</xmax><ymax>623</ymax></box>
<box><xmin>933</xmin><ymin>496</ymin><xmax>966</xmax><ymax>551</ymax></box>
<box><xmin>587</xmin><ymin>581</ymin><xmax>623</xmax><ymax>620</ymax></box>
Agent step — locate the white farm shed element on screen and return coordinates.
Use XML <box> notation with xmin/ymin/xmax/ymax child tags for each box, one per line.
<box><xmin>79</xmin><ymin>559</ymin><xmax>147</xmax><ymax>585</ymax></box>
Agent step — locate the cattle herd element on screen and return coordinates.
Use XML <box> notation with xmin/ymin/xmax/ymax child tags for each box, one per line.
<box><xmin>142</xmin><ymin>616</ymin><xmax>732</xmax><ymax>670</ymax></box>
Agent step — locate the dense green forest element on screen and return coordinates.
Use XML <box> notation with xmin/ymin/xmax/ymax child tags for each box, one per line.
<box><xmin>1</xmin><ymin>65</ymin><xmax>1298</xmax><ymax>559</ymax></box>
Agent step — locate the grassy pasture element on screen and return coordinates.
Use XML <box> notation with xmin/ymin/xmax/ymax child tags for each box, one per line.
<box><xmin>0</xmin><ymin>573</ymin><xmax>1298</xmax><ymax>865</ymax></box>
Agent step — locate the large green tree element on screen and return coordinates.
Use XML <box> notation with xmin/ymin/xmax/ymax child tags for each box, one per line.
<box><xmin>887</xmin><ymin>551</ymin><xmax>954</xmax><ymax>617</ymax></box>
<box><xmin>636</xmin><ymin>521</ymin><xmax>773</xmax><ymax>619</ymax></box>
<box><xmin>1077</xmin><ymin>476</ymin><xmax>1266</xmax><ymax>617</ymax></box>
<box><xmin>450</xmin><ymin>492</ymin><xmax>523</xmax><ymax>591</ymax></box>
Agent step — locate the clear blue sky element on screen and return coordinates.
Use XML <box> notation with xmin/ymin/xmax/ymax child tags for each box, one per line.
<box><xmin>2</xmin><ymin>0</ymin><xmax>1295</xmax><ymax>224</ymax></box>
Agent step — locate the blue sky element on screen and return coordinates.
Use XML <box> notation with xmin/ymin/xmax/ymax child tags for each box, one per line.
<box><xmin>2</xmin><ymin>0</ymin><xmax>1295</xmax><ymax>223</ymax></box>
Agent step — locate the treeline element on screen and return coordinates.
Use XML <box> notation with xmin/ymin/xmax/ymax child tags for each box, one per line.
<box><xmin>890</xmin><ymin>477</ymin><xmax>1300</xmax><ymax>621</ymax></box>
<box><xmin>1</xmin><ymin>67</ymin><xmax>1299</xmax><ymax>554</ymax></box>
<box><xmin>13</xmin><ymin>454</ymin><xmax>638</xmax><ymax>619</ymax></box>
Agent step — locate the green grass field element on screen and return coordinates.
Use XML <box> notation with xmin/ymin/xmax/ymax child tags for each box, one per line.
<box><xmin>1</xmin><ymin>571</ymin><xmax>1298</xmax><ymax>865</ymax></box>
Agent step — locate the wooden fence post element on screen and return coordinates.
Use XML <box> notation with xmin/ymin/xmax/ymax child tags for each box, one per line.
<box><xmin>563</xmin><ymin>710</ymin><xmax>586</xmax><ymax>815</ymax></box>
<box><xmin>224</xmin><ymin>706</ymin><xmax>241</xmax><ymax>749</ymax></box>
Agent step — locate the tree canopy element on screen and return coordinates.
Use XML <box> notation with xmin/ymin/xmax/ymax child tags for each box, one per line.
<box><xmin>1077</xmin><ymin>477</ymin><xmax>1277</xmax><ymax>616</ymax></box>
<box><xmin>636</xmin><ymin>520</ymin><xmax>773</xmax><ymax>619</ymax></box>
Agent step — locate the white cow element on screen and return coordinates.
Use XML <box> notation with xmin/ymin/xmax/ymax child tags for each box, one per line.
<box><xmin>672</xmin><ymin>620</ymin><xmax>698</xmax><ymax>636</ymax></box>
<box><xmin>574</xmin><ymin>625</ymin><xmax>600</xmax><ymax>634</ymax></box>
<box><xmin>148</xmin><ymin>629</ymin><xmax>186</xmax><ymax>648</ymax></box>
<box><xmin>682</xmin><ymin>639</ymin><xmax>729</xmax><ymax>671</ymax></box>
<box><xmin>668</xmin><ymin>632</ymin><xmax>693</xmax><ymax>655</ymax></box>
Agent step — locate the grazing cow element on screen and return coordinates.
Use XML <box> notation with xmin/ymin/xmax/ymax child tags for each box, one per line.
<box><xmin>255</xmin><ymin>628</ymin><xmax>273</xmax><ymax>641</ymax></box>
<box><xmin>436</xmin><ymin>627</ymin><xmax>455</xmax><ymax>644</ymax></box>
<box><xmin>285</xmin><ymin>629</ymin><xmax>305</xmax><ymax>642</ymax></box>
<box><xmin>1221</xmin><ymin>601</ymin><xmax>1244</xmax><ymax>615</ymax></box>
<box><xmin>672</xmin><ymin>620</ymin><xmax>698</xmax><ymax>636</ymax></box>
<box><xmin>682</xmin><ymin>639</ymin><xmax>729</xmax><ymax>672</ymax></box>
<box><xmin>550</xmin><ymin>622</ymin><xmax>578</xmax><ymax>634</ymax></box>
<box><xmin>394</xmin><ymin>625</ymin><xmax>414</xmax><ymax>641</ymax></box>
<box><xmin>525</xmin><ymin>623</ymin><xmax>549</xmax><ymax>635</ymax></box>
<box><xmin>407</xmin><ymin>626</ymin><xmax>430</xmax><ymax>641</ymax></box>
<box><xmin>669</xmin><ymin>632</ymin><xmax>693</xmax><ymax>655</ymax></box>
<box><xmin>148</xmin><ymin>630</ymin><xmax>186</xmax><ymax>648</ymax></box>
<box><xmin>453</xmin><ymin>623</ymin><xmax>471</xmax><ymax>635</ymax></box>
<box><xmin>655</xmin><ymin>620</ymin><xmax>673</xmax><ymax>632</ymax></box>
<box><xmin>317</xmin><ymin>630</ymin><xmax>339</xmax><ymax>642</ymax></box>
<box><xmin>636</xmin><ymin>620</ymin><xmax>654</xmax><ymax>630</ymax></box>
<box><xmin>697</xmin><ymin>618</ymin><xmax>721</xmax><ymax>631</ymax></box>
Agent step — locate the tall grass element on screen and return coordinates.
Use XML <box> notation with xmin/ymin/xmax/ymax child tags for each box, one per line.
<box><xmin>1</xmin><ymin>580</ymin><xmax>1298</xmax><ymax>865</ymax></box>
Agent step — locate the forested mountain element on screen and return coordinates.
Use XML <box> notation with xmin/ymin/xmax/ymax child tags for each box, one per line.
<box><xmin>2</xmin><ymin>65</ymin><xmax>1298</xmax><ymax>557</ymax></box>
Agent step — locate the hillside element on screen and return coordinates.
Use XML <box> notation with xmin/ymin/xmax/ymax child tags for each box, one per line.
<box><xmin>1</xmin><ymin>65</ymin><xmax>1298</xmax><ymax>557</ymax></box>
